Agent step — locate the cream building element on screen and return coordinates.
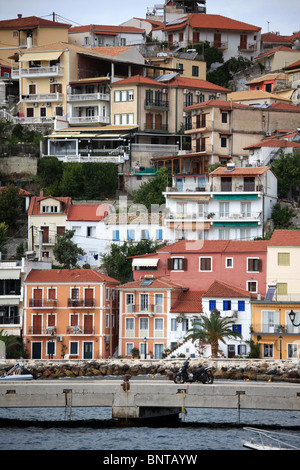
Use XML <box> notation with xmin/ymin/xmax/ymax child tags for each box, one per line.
<box><xmin>267</xmin><ymin>230</ymin><xmax>300</xmax><ymax>302</ymax></box>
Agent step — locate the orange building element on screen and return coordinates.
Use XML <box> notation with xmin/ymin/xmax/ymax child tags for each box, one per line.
<box><xmin>118</xmin><ymin>276</ymin><xmax>194</xmax><ymax>359</ymax></box>
<box><xmin>24</xmin><ymin>269</ymin><xmax>119</xmax><ymax>359</ymax></box>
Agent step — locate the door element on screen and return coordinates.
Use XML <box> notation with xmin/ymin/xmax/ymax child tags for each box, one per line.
<box><xmin>214</xmin><ymin>33</ymin><xmax>221</xmax><ymax>48</ymax></box>
<box><xmin>32</xmin><ymin>342</ymin><xmax>42</xmax><ymax>359</ymax></box>
<box><xmin>154</xmin><ymin>344</ymin><xmax>164</xmax><ymax>359</ymax></box>
<box><xmin>155</xmin><ymin>114</ymin><xmax>162</xmax><ymax>130</ymax></box>
<box><xmin>84</xmin><ymin>315</ymin><xmax>93</xmax><ymax>334</ymax></box>
<box><xmin>32</xmin><ymin>314</ymin><xmax>42</xmax><ymax>334</ymax></box>
<box><xmin>146</xmin><ymin>113</ymin><xmax>153</xmax><ymax>130</ymax></box>
<box><xmin>42</xmin><ymin>226</ymin><xmax>49</xmax><ymax>243</ymax></box>
<box><xmin>240</xmin><ymin>34</ymin><xmax>247</xmax><ymax>50</ymax></box>
<box><xmin>228</xmin><ymin>344</ymin><xmax>235</xmax><ymax>358</ymax></box>
<box><xmin>33</xmin><ymin>288</ymin><xmax>43</xmax><ymax>307</ymax></box>
<box><xmin>83</xmin><ymin>342</ymin><xmax>93</xmax><ymax>359</ymax></box>
<box><xmin>85</xmin><ymin>288</ymin><xmax>94</xmax><ymax>307</ymax></box>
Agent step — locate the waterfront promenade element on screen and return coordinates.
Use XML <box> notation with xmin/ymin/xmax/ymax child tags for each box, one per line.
<box><xmin>0</xmin><ymin>378</ymin><xmax>299</xmax><ymax>420</ymax></box>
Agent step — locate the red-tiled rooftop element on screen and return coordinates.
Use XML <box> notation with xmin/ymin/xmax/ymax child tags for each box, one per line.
<box><xmin>163</xmin><ymin>14</ymin><xmax>260</xmax><ymax>32</ymax></box>
<box><xmin>203</xmin><ymin>280</ymin><xmax>256</xmax><ymax>298</ymax></box>
<box><xmin>28</xmin><ymin>196</ymin><xmax>72</xmax><ymax>216</ymax></box>
<box><xmin>157</xmin><ymin>239</ymin><xmax>269</xmax><ymax>253</ymax></box>
<box><xmin>0</xmin><ymin>15</ymin><xmax>70</xmax><ymax>28</ymax></box>
<box><xmin>67</xmin><ymin>204</ymin><xmax>110</xmax><ymax>221</ymax></box>
<box><xmin>25</xmin><ymin>269</ymin><xmax>119</xmax><ymax>284</ymax></box>
<box><xmin>244</xmin><ymin>139</ymin><xmax>300</xmax><ymax>150</ymax></box>
<box><xmin>209</xmin><ymin>166</ymin><xmax>270</xmax><ymax>176</ymax></box>
<box><xmin>69</xmin><ymin>25</ymin><xmax>144</xmax><ymax>34</ymax></box>
<box><xmin>111</xmin><ymin>75</ymin><xmax>164</xmax><ymax>87</ymax></box>
<box><xmin>269</xmin><ymin>229</ymin><xmax>300</xmax><ymax>246</ymax></box>
<box><xmin>118</xmin><ymin>277</ymin><xmax>186</xmax><ymax>290</ymax></box>
<box><xmin>170</xmin><ymin>290</ymin><xmax>204</xmax><ymax>313</ymax></box>
<box><xmin>169</xmin><ymin>76</ymin><xmax>230</xmax><ymax>92</ymax></box>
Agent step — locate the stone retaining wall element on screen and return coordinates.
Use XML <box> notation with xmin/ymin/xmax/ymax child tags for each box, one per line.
<box><xmin>1</xmin><ymin>358</ymin><xmax>299</xmax><ymax>382</ymax></box>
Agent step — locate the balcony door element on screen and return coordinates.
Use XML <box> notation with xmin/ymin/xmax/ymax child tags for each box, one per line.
<box><xmin>32</xmin><ymin>314</ymin><xmax>42</xmax><ymax>334</ymax></box>
<box><xmin>84</xmin><ymin>314</ymin><xmax>93</xmax><ymax>334</ymax></box>
<box><xmin>85</xmin><ymin>288</ymin><xmax>94</xmax><ymax>307</ymax></box>
<box><xmin>33</xmin><ymin>288</ymin><xmax>43</xmax><ymax>307</ymax></box>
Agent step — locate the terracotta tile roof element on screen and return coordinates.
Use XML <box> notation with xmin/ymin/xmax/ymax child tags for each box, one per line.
<box><xmin>244</xmin><ymin>139</ymin><xmax>300</xmax><ymax>150</ymax></box>
<box><xmin>228</xmin><ymin>90</ymin><xmax>291</xmax><ymax>102</ymax></box>
<box><xmin>209</xmin><ymin>166</ymin><xmax>270</xmax><ymax>177</ymax></box>
<box><xmin>185</xmin><ymin>99</ymin><xmax>249</xmax><ymax>111</ymax></box>
<box><xmin>0</xmin><ymin>15</ymin><xmax>70</xmax><ymax>29</ymax></box>
<box><xmin>69</xmin><ymin>25</ymin><xmax>145</xmax><ymax>34</ymax></box>
<box><xmin>67</xmin><ymin>204</ymin><xmax>110</xmax><ymax>221</ymax></box>
<box><xmin>170</xmin><ymin>290</ymin><xmax>204</xmax><ymax>313</ymax></box>
<box><xmin>256</xmin><ymin>46</ymin><xmax>296</xmax><ymax>59</ymax></box>
<box><xmin>163</xmin><ymin>14</ymin><xmax>260</xmax><ymax>32</ymax></box>
<box><xmin>0</xmin><ymin>186</ymin><xmax>31</xmax><ymax>196</ymax></box>
<box><xmin>92</xmin><ymin>46</ymin><xmax>135</xmax><ymax>57</ymax></box>
<box><xmin>269</xmin><ymin>229</ymin><xmax>300</xmax><ymax>246</ymax></box>
<box><xmin>118</xmin><ymin>277</ymin><xmax>186</xmax><ymax>290</ymax></box>
<box><xmin>246</xmin><ymin>73</ymin><xmax>286</xmax><ymax>85</ymax></box>
<box><xmin>203</xmin><ymin>280</ymin><xmax>255</xmax><ymax>298</ymax></box>
<box><xmin>28</xmin><ymin>196</ymin><xmax>72</xmax><ymax>216</ymax></box>
<box><xmin>267</xmin><ymin>102</ymin><xmax>300</xmax><ymax>112</ymax></box>
<box><xmin>284</xmin><ymin>59</ymin><xmax>300</xmax><ymax>70</ymax></box>
<box><xmin>110</xmin><ymin>75</ymin><xmax>164</xmax><ymax>87</ymax></box>
<box><xmin>261</xmin><ymin>32</ymin><xmax>293</xmax><ymax>44</ymax></box>
<box><xmin>169</xmin><ymin>76</ymin><xmax>230</xmax><ymax>92</ymax></box>
<box><xmin>157</xmin><ymin>239</ymin><xmax>268</xmax><ymax>253</ymax></box>
<box><xmin>25</xmin><ymin>269</ymin><xmax>119</xmax><ymax>284</ymax></box>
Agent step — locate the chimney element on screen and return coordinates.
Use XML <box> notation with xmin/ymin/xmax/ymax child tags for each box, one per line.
<box><xmin>40</xmin><ymin>190</ymin><xmax>44</xmax><ymax>197</ymax></box>
<box><xmin>18</xmin><ymin>14</ymin><xmax>22</xmax><ymax>18</ymax></box>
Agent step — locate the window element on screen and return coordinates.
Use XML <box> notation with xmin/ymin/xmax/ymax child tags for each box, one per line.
<box><xmin>226</xmin><ymin>258</ymin><xmax>233</xmax><ymax>268</ymax></box>
<box><xmin>247</xmin><ymin>258</ymin><xmax>262</xmax><ymax>272</ymax></box>
<box><xmin>87</xmin><ymin>226</ymin><xmax>96</xmax><ymax>237</ymax></box>
<box><xmin>278</xmin><ymin>253</ymin><xmax>290</xmax><ymax>266</ymax></box>
<box><xmin>247</xmin><ymin>281</ymin><xmax>257</xmax><ymax>293</ymax></box>
<box><xmin>263</xmin><ymin>343</ymin><xmax>273</xmax><ymax>358</ymax></box>
<box><xmin>127</xmin><ymin>229</ymin><xmax>135</xmax><ymax>241</ymax></box>
<box><xmin>128</xmin><ymin>89</ymin><xmax>134</xmax><ymax>101</ymax></box>
<box><xmin>156</xmin><ymin>229</ymin><xmax>163</xmax><ymax>241</ymax></box>
<box><xmin>223</xmin><ymin>300</ymin><xmax>231</xmax><ymax>311</ymax></box>
<box><xmin>199</xmin><ymin>257</ymin><xmax>212</xmax><ymax>271</ymax></box>
<box><xmin>192</xmin><ymin>65</ymin><xmax>199</xmax><ymax>77</ymax></box>
<box><xmin>241</xmin><ymin>202</ymin><xmax>251</xmax><ymax>218</ymax></box>
<box><xmin>220</xmin><ymin>136</ymin><xmax>227</xmax><ymax>148</ymax></box>
<box><xmin>140</xmin><ymin>294</ymin><xmax>149</xmax><ymax>311</ymax></box>
<box><xmin>155</xmin><ymin>318</ymin><xmax>163</xmax><ymax>332</ymax></box>
<box><xmin>232</xmin><ymin>324</ymin><xmax>242</xmax><ymax>334</ymax></box>
<box><xmin>139</xmin><ymin>317</ymin><xmax>149</xmax><ymax>330</ymax></box>
<box><xmin>277</xmin><ymin>283</ymin><xmax>287</xmax><ymax>295</ymax></box>
<box><xmin>209</xmin><ymin>300</ymin><xmax>216</xmax><ymax>311</ymax></box>
<box><xmin>168</xmin><ymin>258</ymin><xmax>187</xmax><ymax>270</ymax></box>
<box><xmin>171</xmin><ymin>318</ymin><xmax>177</xmax><ymax>331</ymax></box>
<box><xmin>219</xmin><ymin>202</ymin><xmax>229</xmax><ymax>217</ymax></box>
<box><xmin>287</xmin><ymin>343</ymin><xmax>298</xmax><ymax>359</ymax></box>
<box><xmin>221</xmin><ymin>112</ymin><xmax>228</xmax><ymax>123</ymax></box>
<box><xmin>141</xmin><ymin>229</ymin><xmax>150</xmax><ymax>240</ymax></box>
<box><xmin>238</xmin><ymin>300</ymin><xmax>245</xmax><ymax>311</ymax></box>
<box><xmin>126</xmin><ymin>342</ymin><xmax>134</xmax><ymax>355</ymax></box>
<box><xmin>154</xmin><ymin>294</ymin><xmax>163</xmax><ymax>313</ymax></box>
<box><xmin>112</xmin><ymin>230</ymin><xmax>119</xmax><ymax>241</ymax></box>
<box><xmin>70</xmin><ymin>342</ymin><xmax>78</xmax><ymax>355</ymax></box>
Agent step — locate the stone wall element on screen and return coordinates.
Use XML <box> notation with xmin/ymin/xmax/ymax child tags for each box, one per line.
<box><xmin>1</xmin><ymin>358</ymin><xmax>299</xmax><ymax>382</ymax></box>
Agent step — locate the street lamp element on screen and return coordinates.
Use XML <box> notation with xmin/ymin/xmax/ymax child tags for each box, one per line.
<box><xmin>48</xmin><ymin>329</ymin><xmax>55</xmax><ymax>359</ymax></box>
<box><xmin>288</xmin><ymin>310</ymin><xmax>300</xmax><ymax>327</ymax></box>
<box><xmin>279</xmin><ymin>335</ymin><xmax>282</xmax><ymax>360</ymax></box>
<box><xmin>144</xmin><ymin>337</ymin><xmax>147</xmax><ymax>359</ymax></box>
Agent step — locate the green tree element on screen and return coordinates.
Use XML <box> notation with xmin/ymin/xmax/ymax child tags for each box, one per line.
<box><xmin>132</xmin><ymin>168</ymin><xmax>172</xmax><ymax>209</ymax></box>
<box><xmin>53</xmin><ymin>229</ymin><xmax>85</xmax><ymax>268</ymax></box>
<box><xmin>0</xmin><ymin>330</ymin><xmax>22</xmax><ymax>359</ymax></box>
<box><xmin>271</xmin><ymin>152</ymin><xmax>300</xmax><ymax>199</ymax></box>
<box><xmin>207</xmin><ymin>55</ymin><xmax>252</xmax><ymax>88</ymax></box>
<box><xmin>271</xmin><ymin>203</ymin><xmax>295</xmax><ymax>228</ymax></box>
<box><xmin>101</xmin><ymin>239</ymin><xmax>163</xmax><ymax>284</ymax></box>
<box><xmin>0</xmin><ymin>222</ymin><xmax>8</xmax><ymax>251</ymax></box>
<box><xmin>0</xmin><ymin>185</ymin><xmax>22</xmax><ymax>229</ymax></box>
<box><xmin>186</xmin><ymin>308</ymin><xmax>242</xmax><ymax>358</ymax></box>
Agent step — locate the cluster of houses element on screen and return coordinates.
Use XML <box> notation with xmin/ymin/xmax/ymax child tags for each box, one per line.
<box><xmin>0</xmin><ymin>4</ymin><xmax>300</xmax><ymax>361</ymax></box>
<box><xmin>1</xmin><ymin>229</ymin><xmax>300</xmax><ymax>360</ymax></box>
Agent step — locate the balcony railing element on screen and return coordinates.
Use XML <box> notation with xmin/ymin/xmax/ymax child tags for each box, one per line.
<box><xmin>0</xmin><ymin>316</ymin><xmax>21</xmax><ymax>325</ymax></box>
<box><xmin>28</xmin><ymin>326</ymin><xmax>57</xmax><ymax>335</ymax></box>
<box><xmin>167</xmin><ymin>211</ymin><xmax>261</xmax><ymax>220</ymax></box>
<box><xmin>125</xmin><ymin>304</ymin><xmax>163</xmax><ymax>314</ymax></box>
<box><xmin>67</xmin><ymin>298</ymin><xmax>95</xmax><ymax>307</ymax></box>
<box><xmin>68</xmin><ymin>115</ymin><xmax>110</xmax><ymax>125</ymax></box>
<box><xmin>251</xmin><ymin>324</ymin><xmax>300</xmax><ymax>334</ymax></box>
<box><xmin>12</xmin><ymin>65</ymin><xmax>63</xmax><ymax>78</ymax></box>
<box><xmin>21</xmin><ymin>93</ymin><xmax>63</xmax><ymax>102</ymax></box>
<box><xmin>144</xmin><ymin>99</ymin><xmax>169</xmax><ymax>110</ymax></box>
<box><xmin>29</xmin><ymin>299</ymin><xmax>57</xmax><ymax>308</ymax></box>
<box><xmin>66</xmin><ymin>325</ymin><xmax>95</xmax><ymax>335</ymax></box>
<box><xmin>67</xmin><ymin>92</ymin><xmax>110</xmax><ymax>102</ymax></box>
<box><xmin>144</xmin><ymin>123</ymin><xmax>168</xmax><ymax>132</ymax></box>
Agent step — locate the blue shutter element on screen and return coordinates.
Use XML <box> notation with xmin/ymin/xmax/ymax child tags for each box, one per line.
<box><xmin>209</xmin><ymin>300</ymin><xmax>216</xmax><ymax>311</ymax></box>
<box><xmin>238</xmin><ymin>300</ymin><xmax>245</xmax><ymax>311</ymax></box>
<box><xmin>156</xmin><ymin>229</ymin><xmax>163</xmax><ymax>241</ymax></box>
<box><xmin>223</xmin><ymin>300</ymin><xmax>230</xmax><ymax>310</ymax></box>
<box><xmin>127</xmin><ymin>229</ymin><xmax>135</xmax><ymax>241</ymax></box>
<box><xmin>113</xmin><ymin>230</ymin><xmax>119</xmax><ymax>241</ymax></box>
<box><xmin>233</xmin><ymin>324</ymin><xmax>242</xmax><ymax>334</ymax></box>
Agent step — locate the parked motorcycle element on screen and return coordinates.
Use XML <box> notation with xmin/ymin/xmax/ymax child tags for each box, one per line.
<box><xmin>173</xmin><ymin>359</ymin><xmax>214</xmax><ymax>384</ymax></box>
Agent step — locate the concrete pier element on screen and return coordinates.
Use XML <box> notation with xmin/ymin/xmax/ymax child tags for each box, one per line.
<box><xmin>0</xmin><ymin>379</ymin><xmax>299</xmax><ymax>420</ymax></box>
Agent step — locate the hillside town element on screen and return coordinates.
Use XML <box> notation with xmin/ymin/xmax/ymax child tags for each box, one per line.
<box><xmin>0</xmin><ymin>1</ymin><xmax>300</xmax><ymax>363</ymax></box>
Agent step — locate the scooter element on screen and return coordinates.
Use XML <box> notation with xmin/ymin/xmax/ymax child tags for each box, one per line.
<box><xmin>173</xmin><ymin>359</ymin><xmax>214</xmax><ymax>384</ymax></box>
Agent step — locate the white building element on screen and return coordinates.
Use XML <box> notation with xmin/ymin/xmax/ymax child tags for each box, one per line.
<box><xmin>68</xmin><ymin>24</ymin><xmax>146</xmax><ymax>48</ymax></box>
<box><xmin>163</xmin><ymin>164</ymin><xmax>277</xmax><ymax>241</ymax></box>
<box><xmin>201</xmin><ymin>280</ymin><xmax>254</xmax><ymax>357</ymax></box>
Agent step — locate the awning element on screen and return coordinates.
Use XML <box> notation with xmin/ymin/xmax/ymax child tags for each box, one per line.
<box><xmin>132</xmin><ymin>258</ymin><xmax>159</xmax><ymax>267</ymax></box>
<box><xmin>258</xmin><ymin>340</ymin><xmax>275</xmax><ymax>344</ymax></box>
<box><xmin>20</xmin><ymin>51</ymin><xmax>63</xmax><ymax>62</ymax></box>
<box><xmin>0</xmin><ymin>269</ymin><xmax>21</xmax><ymax>280</ymax></box>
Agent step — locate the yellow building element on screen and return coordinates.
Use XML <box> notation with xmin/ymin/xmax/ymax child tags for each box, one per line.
<box><xmin>251</xmin><ymin>300</ymin><xmax>300</xmax><ymax>359</ymax></box>
<box><xmin>147</xmin><ymin>52</ymin><xmax>206</xmax><ymax>80</ymax></box>
<box><xmin>0</xmin><ymin>15</ymin><xmax>70</xmax><ymax>64</ymax></box>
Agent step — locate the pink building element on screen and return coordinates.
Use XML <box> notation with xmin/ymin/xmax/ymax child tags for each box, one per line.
<box><xmin>131</xmin><ymin>239</ymin><xmax>268</xmax><ymax>295</ymax></box>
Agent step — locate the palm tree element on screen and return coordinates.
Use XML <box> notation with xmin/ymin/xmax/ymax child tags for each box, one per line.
<box><xmin>186</xmin><ymin>309</ymin><xmax>242</xmax><ymax>358</ymax></box>
<box><xmin>0</xmin><ymin>330</ymin><xmax>21</xmax><ymax>358</ymax></box>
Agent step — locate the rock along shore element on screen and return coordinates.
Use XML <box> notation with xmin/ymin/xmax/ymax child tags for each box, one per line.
<box><xmin>0</xmin><ymin>358</ymin><xmax>299</xmax><ymax>382</ymax></box>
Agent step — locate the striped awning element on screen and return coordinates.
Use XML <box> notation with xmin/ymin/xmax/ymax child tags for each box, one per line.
<box><xmin>0</xmin><ymin>269</ymin><xmax>21</xmax><ymax>280</ymax></box>
<box><xmin>132</xmin><ymin>258</ymin><xmax>159</xmax><ymax>267</ymax></box>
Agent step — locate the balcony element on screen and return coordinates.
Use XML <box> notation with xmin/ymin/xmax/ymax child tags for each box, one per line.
<box><xmin>144</xmin><ymin>123</ymin><xmax>168</xmax><ymax>133</ymax></box>
<box><xmin>211</xmin><ymin>41</ymin><xmax>228</xmax><ymax>50</ymax></box>
<box><xmin>251</xmin><ymin>323</ymin><xmax>300</xmax><ymax>334</ymax></box>
<box><xmin>28</xmin><ymin>326</ymin><xmax>57</xmax><ymax>335</ymax></box>
<box><xmin>68</xmin><ymin>115</ymin><xmax>110</xmax><ymax>125</ymax></box>
<box><xmin>239</xmin><ymin>43</ymin><xmax>258</xmax><ymax>52</ymax></box>
<box><xmin>67</xmin><ymin>298</ymin><xmax>95</xmax><ymax>308</ymax></box>
<box><xmin>29</xmin><ymin>299</ymin><xmax>57</xmax><ymax>308</ymax></box>
<box><xmin>12</xmin><ymin>65</ymin><xmax>63</xmax><ymax>78</ymax></box>
<box><xmin>21</xmin><ymin>93</ymin><xmax>63</xmax><ymax>103</ymax></box>
<box><xmin>0</xmin><ymin>315</ymin><xmax>21</xmax><ymax>325</ymax></box>
<box><xmin>67</xmin><ymin>92</ymin><xmax>110</xmax><ymax>102</ymax></box>
<box><xmin>66</xmin><ymin>325</ymin><xmax>95</xmax><ymax>335</ymax></box>
<box><xmin>144</xmin><ymin>99</ymin><xmax>169</xmax><ymax>110</ymax></box>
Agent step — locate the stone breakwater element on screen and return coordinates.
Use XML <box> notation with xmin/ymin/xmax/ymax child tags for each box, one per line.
<box><xmin>0</xmin><ymin>358</ymin><xmax>299</xmax><ymax>382</ymax></box>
